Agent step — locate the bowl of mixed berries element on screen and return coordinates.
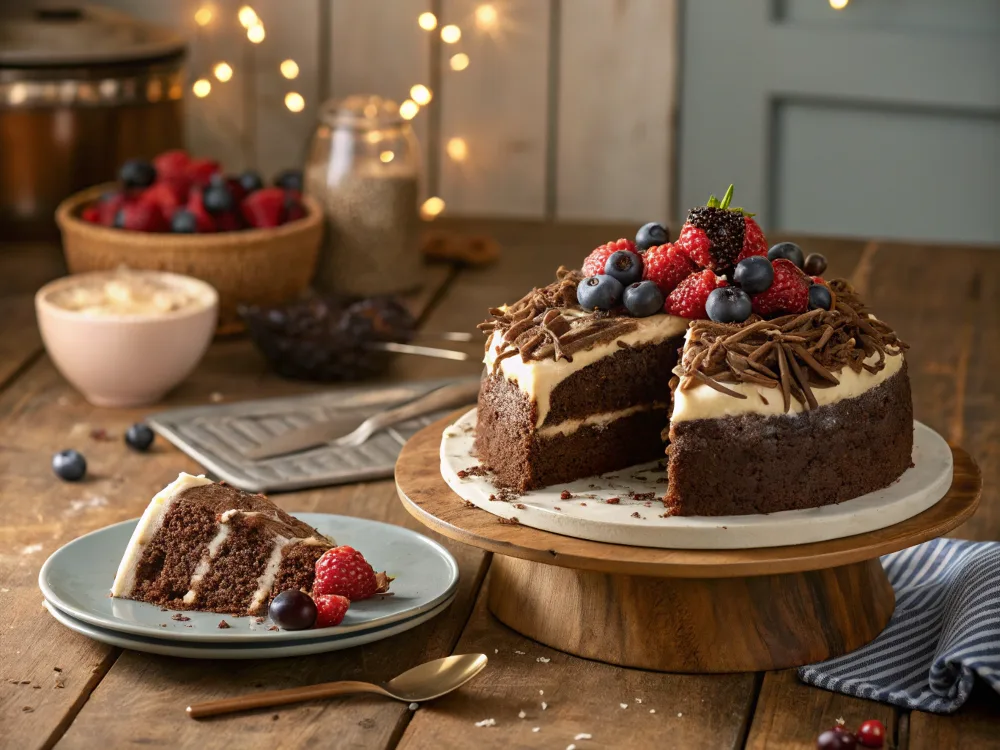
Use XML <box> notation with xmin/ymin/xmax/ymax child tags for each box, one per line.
<box><xmin>55</xmin><ymin>150</ymin><xmax>323</xmax><ymax>333</ymax></box>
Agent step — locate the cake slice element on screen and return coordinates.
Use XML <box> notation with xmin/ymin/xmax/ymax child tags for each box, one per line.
<box><xmin>111</xmin><ymin>473</ymin><xmax>333</xmax><ymax>615</ymax></box>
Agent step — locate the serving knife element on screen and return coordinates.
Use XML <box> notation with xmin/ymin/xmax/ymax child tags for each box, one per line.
<box><xmin>244</xmin><ymin>378</ymin><xmax>480</xmax><ymax>460</ymax></box>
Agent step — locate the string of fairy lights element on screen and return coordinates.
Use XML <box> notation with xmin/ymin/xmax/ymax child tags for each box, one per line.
<box><xmin>183</xmin><ymin>3</ymin><xmax>502</xmax><ymax>218</ymax></box>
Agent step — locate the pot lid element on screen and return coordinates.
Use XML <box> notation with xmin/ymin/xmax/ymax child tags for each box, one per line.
<box><xmin>0</xmin><ymin>6</ymin><xmax>186</xmax><ymax>67</ymax></box>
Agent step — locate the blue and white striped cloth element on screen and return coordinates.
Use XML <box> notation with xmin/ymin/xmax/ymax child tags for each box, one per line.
<box><xmin>799</xmin><ymin>538</ymin><xmax>1000</xmax><ymax>714</ymax></box>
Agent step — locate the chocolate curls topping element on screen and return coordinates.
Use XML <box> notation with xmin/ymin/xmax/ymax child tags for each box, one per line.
<box><xmin>674</xmin><ymin>279</ymin><xmax>908</xmax><ymax>412</ymax></box>
<box><xmin>478</xmin><ymin>267</ymin><xmax>638</xmax><ymax>370</ymax></box>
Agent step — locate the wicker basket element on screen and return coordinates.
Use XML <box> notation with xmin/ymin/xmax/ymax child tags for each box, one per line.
<box><xmin>55</xmin><ymin>184</ymin><xmax>323</xmax><ymax>334</ymax></box>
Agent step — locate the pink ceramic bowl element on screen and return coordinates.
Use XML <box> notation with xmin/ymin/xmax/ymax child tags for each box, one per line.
<box><xmin>35</xmin><ymin>270</ymin><xmax>218</xmax><ymax>407</ymax></box>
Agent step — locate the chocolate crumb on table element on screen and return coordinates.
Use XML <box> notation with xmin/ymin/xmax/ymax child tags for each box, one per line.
<box><xmin>171</xmin><ymin>613</ymin><xmax>190</xmax><ymax>622</ymax></box>
<box><xmin>631</xmin><ymin>512</ymin><xmax>641</xmax><ymax>519</ymax></box>
<box><xmin>464</xmin><ymin>500</ymin><xmax>477</xmax><ymax>508</ymax></box>
<box><xmin>498</xmin><ymin>516</ymin><xmax>520</xmax><ymax>525</ymax></box>
<box><xmin>513</xmin><ymin>503</ymin><xmax>526</xmax><ymax>510</ymax></box>
<box><xmin>218</xmin><ymin>620</ymin><xmax>231</xmax><ymax>629</ymax></box>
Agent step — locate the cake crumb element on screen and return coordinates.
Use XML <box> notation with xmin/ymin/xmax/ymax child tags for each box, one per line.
<box><xmin>31</xmin><ymin>685</ymin><xmax>40</xmax><ymax>689</ymax></box>
<box><xmin>620</xmin><ymin>703</ymin><xmax>628</xmax><ymax>709</ymax></box>
<box><xmin>254</xmin><ymin>616</ymin><xmax>265</xmax><ymax>624</ymax></box>
<box><xmin>474</xmin><ymin>718</ymin><xmax>496</xmax><ymax>728</ymax></box>
<box><xmin>532</xmin><ymin>727</ymin><xmax>540</xmax><ymax>733</ymax></box>
<box><xmin>515</xmin><ymin>650</ymin><xmax>526</xmax><ymax>655</ymax></box>
<box><xmin>539</xmin><ymin>690</ymin><xmax>544</xmax><ymax>695</ymax></box>
<box><xmin>635</xmin><ymin>698</ymin><xmax>643</xmax><ymax>704</ymax></box>
<box><xmin>457</xmin><ymin>470</ymin><xmax>469</xmax><ymax>479</ymax></box>
<box><xmin>580</xmin><ymin>502</ymin><xmax>587</xmax><ymax>506</ymax></box>
<box><xmin>462</xmin><ymin>465</ymin><xmax>490</xmax><ymax>477</ymax></box>
<box><xmin>513</xmin><ymin>503</ymin><xmax>526</xmax><ymax>510</ymax></box>
<box><xmin>465</xmin><ymin>500</ymin><xmax>477</xmax><ymax>508</ymax></box>
<box><xmin>218</xmin><ymin>620</ymin><xmax>231</xmax><ymax>629</ymax></box>
<box><xmin>537</xmin><ymin>657</ymin><xmax>550</xmax><ymax>663</ymax></box>
<box><xmin>541</xmin><ymin>701</ymin><xmax>548</xmax><ymax>710</ymax></box>
<box><xmin>650</xmin><ymin>709</ymin><xmax>656</xmax><ymax>714</ymax></box>
<box><xmin>89</xmin><ymin>427</ymin><xmax>113</xmax><ymax>441</ymax></box>
<box><xmin>498</xmin><ymin>516</ymin><xmax>520</xmax><ymax>525</ymax></box>
<box><xmin>171</xmin><ymin>614</ymin><xmax>190</xmax><ymax>622</ymax></box>
<box><xmin>631</xmin><ymin>512</ymin><xmax>641</xmax><ymax>518</ymax></box>
<box><xmin>677</xmin><ymin>712</ymin><xmax>683</xmax><ymax>717</ymax></box>
<box><xmin>22</xmin><ymin>706</ymin><xmax>34</xmax><ymax>713</ymax></box>
<box><xmin>606</xmin><ymin>497</ymin><xmax>620</xmax><ymax>504</ymax></box>
<box><xmin>575</xmin><ymin>733</ymin><xmax>592</xmax><ymax>740</ymax></box>
<box><xmin>159</xmin><ymin>623</ymin><xmax>167</xmax><ymax>628</ymax></box>
<box><xmin>518</xmin><ymin>710</ymin><xmax>526</xmax><ymax>719</ymax></box>
<box><xmin>268</xmin><ymin>625</ymin><xmax>279</xmax><ymax>631</ymax></box>
<box><xmin>54</xmin><ymin>679</ymin><xmax>65</xmax><ymax>689</ymax></box>
<box><xmin>560</xmin><ymin>490</ymin><xmax>573</xmax><ymax>500</ymax></box>
<box><xmin>210</xmin><ymin>392</ymin><xmax>224</xmax><ymax>402</ymax></box>
<box><xmin>409</xmin><ymin>703</ymin><xmax>419</xmax><ymax>711</ymax></box>
<box><xmin>272</xmin><ymin>714</ymin><xmax>279</xmax><ymax>721</ymax></box>
<box><xmin>554</xmin><ymin>506</ymin><xmax>561</xmax><ymax>511</ymax></box>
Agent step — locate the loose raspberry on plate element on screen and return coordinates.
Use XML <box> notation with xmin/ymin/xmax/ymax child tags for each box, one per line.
<box><xmin>582</xmin><ymin>238</ymin><xmax>636</xmax><ymax>277</ymax></box>
<box><xmin>642</xmin><ymin>243</ymin><xmax>696</xmax><ymax>295</ymax></box>
<box><xmin>751</xmin><ymin>258</ymin><xmax>810</xmax><ymax>316</ymax></box>
<box><xmin>314</xmin><ymin>594</ymin><xmax>350</xmax><ymax>628</ymax></box>
<box><xmin>664</xmin><ymin>269</ymin><xmax>727</xmax><ymax>319</ymax></box>
<box><xmin>314</xmin><ymin>545</ymin><xmax>391</xmax><ymax>601</ymax></box>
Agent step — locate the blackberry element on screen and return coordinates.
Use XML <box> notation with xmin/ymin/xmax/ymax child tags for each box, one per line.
<box><xmin>684</xmin><ymin>205</ymin><xmax>745</xmax><ymax>277</ymax></box>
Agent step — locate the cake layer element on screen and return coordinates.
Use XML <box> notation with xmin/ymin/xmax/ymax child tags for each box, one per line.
<box><xmin>665</xmin><ymin>362</ymin><xmax>913</xmax><ymax>516</ymax></box>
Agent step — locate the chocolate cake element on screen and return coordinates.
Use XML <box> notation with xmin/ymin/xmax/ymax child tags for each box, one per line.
<box><xmin>111</xmin><ymin>474</ymin><xmax>333</xmax><ymax>615</ymax></box>
<box><xmin>473</xmin><ymin>189</ymin><xmax>913</xmax><ymax>517</ymax></box>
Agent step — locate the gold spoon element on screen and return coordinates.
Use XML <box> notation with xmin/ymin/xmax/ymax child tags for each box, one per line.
<box><xmin>186</xmin><ymin>653</ymin><xmax>488</xmax><ymax>719</ymax></box>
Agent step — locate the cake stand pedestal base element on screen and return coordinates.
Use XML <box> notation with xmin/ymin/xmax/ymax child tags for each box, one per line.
<box><xmin>396</xmin><ymin>413</ymin><xmax>981</xmax><ymax>673</ymax></box>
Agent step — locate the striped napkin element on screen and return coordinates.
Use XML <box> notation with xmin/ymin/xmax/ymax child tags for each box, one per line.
<box><xmin>799</xmin><ymin>538</ymin><xmax>1000</xmax><ymax>714</ymax></box>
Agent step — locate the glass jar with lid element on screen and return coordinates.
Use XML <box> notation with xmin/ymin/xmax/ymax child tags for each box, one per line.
<box><xmin>306</xmin><ymin>95</ymin><xmax>422</xmax><ymax>297</ymax></box>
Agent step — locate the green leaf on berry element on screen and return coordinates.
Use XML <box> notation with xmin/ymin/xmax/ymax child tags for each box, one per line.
<box><xmin>718</xmin><ymin>184</ymin><xmax>734</xmax><ymax>210</ymax></box>
<box><xmin>706</xmin><ymin>194</ymin><xmax>720</xmax><ymax>208</ymax></box>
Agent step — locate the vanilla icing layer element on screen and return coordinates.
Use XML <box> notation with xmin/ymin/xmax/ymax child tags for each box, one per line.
<box><xmin>485</xmin><ymin>313</ymin><xmax>689</xmax><ymax>427</ymax></box>
<box><xmin>537</xmin><ymin>402</ymin><xmax>667</xmax><ymax>438</ymax></box>
<box><xmin>671</xmin><ymin>349</ymin><xmax>904</xmax><ymax>423</ymax></box>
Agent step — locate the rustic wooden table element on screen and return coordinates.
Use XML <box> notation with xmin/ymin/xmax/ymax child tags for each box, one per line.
<box><xmin>1</xmin><ymin>221</ymin><xmax>998</xmax><ymax>749</ymax></box>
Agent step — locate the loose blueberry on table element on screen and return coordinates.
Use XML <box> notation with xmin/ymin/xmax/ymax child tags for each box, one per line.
<box><xmin>125</xmin><ymin>423</ymin><xmax>156</xmax><ymax>452</ymax></box>
<box><xmin>52</xmin><ymin>450</ymin><xmax>87</xmax><ymax>482</ymax></box>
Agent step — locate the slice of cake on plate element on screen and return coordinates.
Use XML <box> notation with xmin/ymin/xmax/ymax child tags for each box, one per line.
<box><xmin>111</xmin><ymin>473</ymin><xmax>334</xmax><ymax>615</ymax></box>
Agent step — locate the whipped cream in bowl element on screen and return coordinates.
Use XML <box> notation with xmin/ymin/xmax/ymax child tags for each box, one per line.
<box><xmin>45</xmin><ymin>269</ymin><xmax>215</xmax><ymax>319</ymax></box>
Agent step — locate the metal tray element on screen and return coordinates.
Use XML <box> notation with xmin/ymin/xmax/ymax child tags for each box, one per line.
<box><xmin>148</xmin><ymin>377</ymin><xmax>478</xmax><ymax>493</ymax></box>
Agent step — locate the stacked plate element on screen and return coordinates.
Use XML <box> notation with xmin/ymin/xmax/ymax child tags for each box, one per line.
<box><xmin>39</xmin><ymin>514</ymin><xmax>460</xmax><ymax>659</ymax></box>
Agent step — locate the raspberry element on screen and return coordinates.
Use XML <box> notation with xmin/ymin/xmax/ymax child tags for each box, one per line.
<box><xmin>186</xmin><ymin>157</ymin><xmax>221</xmax><ymax>187</ymax></box>
<box><xmin>241</xmin><ymin>187</ymin><xmax>287</xmax><ymax>228</ymax></box>
<box><xmin>582</xmin><ymin>239</ymin><xmax>635</xmax><ymax>277</ymax></box>
<box><xmin>153</xmin><ymin>149</ymin><xmax>190</xmax><ymax>181</ymax></box>
<box><xmin>114</xmin><ymin>201</ymin><xmax>168</xmax><ymax>232</ymax></box>
<box><xmin>642</xmin><ymin>243</ymin><xmax>695</xmax><ymax>295</ymax></box>
<box><xmin>314</xmin><ymin>594</ymin><xmax>350</xmax><ymax>628</ymax></box>
<box><xmin>676</xmin><ymin>224</ymin><xmax>712</xmax><ymax>269</ymax></box>
<box><xmin>664</xmin><ymin>269</ymin><xmax>727</xmax><ymax>319</ymax></box>
<box><xmin>313</xmin><ymin>545</ymin><xmax>391</xmax><ymax>601</ymax></box>
<box><xmin>751</xmin><ymin>259</ymin><xmax>810</xmax><ymax>317</ymax></box>
<box><xmin>81</xmin><ymin>205</ymin><xmax>101</xmax><ymax>224</ymax></box>
<box><xmin>736</xmin><ymin>215</ymin><xmax>768</xmax><ymax>264</ymax></box>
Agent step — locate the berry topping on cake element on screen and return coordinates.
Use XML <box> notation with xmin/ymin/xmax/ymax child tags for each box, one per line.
<box><xmin>314</xmin><ymin>545</ymin><xmax>390</xmax><ymax>601</ymax></box>
<box><xmin>314</xmin><ymin>594</ymin><xmax>351</xmax><ymax>628</ymax></box>
<box><xmin>604</xmin><ymin>250</ymin><xmax>643</xmax><ymax>286</ymax></box>
<box><xmin>577</xmin><ymin>274</ymin><xmax>624</xmax><ymax>311</ymax></box>
<box><xmin>268</xmin><ymin>589</ymin><xmax>318</xmax><ymax>630</ymax></box>
<box><xmin>675</xmin><ymin>185</ymin><xmax>756</xmax><ymax>276</ymax></box>
<box><xmin>622</xmin><ymin>280</ymin><xmax>665</xmax><ymax>318</ymax></box>
<box><xmin>635</xmin><ymin>222</ymin><xmax>670</xmax><ymax>252</ymax></box>
<box><xmin>804</xmin><ymin>252</ymin><xmax>828</xmax><ymax>276</ymax></box>
<box><xmin>767</xmin><ymin>241</ymin><xmax>805</xmax><ymax>269</ymax></box>
<box><xmin>705</xmin><ymin>287</ymin><xmax>752</xmax><ymax>323</ymax></box>
<box><xmin>124</xmin><ymin>423</ymin><xmax>155</xmax><ymax>452</ymax></box>
<box><xmin>750</xmin><ymin>258</ymin><xmax>810</xmax><ymax>316</ymax></box>
<box><xmin>52</xmin><ymin>449</ymin><xmax>87</xmax><ymax>482</ymax></box>
<box><xmin>583</xmin><ymin>238</ymin><xmax>636</xmax><ymax>277</ymax></box>
<box><xmin>642</xmin><ymin>243</ymin><xmax>696</xmax><ymax>295</ymax></box>
<box><xmin>809</xmin><ymin>283</ymin><xmax>833</xmax><ymax>311</ymax></box>
<box><xmin>664</xmin><ymin>269</ymin><xmax>727</xmax><ymax>319</ymax></box>
<box><xmin>737</xmin><ymin>214</ymin><xmax>768</xmax><ymax>264</ymax></box>
<box><xmin>733</xmin><ymin>255</ymin><xmax>774</xmax><ymax>295</ymax></box>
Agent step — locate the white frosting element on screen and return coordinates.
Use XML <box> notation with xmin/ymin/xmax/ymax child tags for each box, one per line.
<box><xmin>671</xmin><ymin>348</ymin><xmax>904</xmax><ymax>422</ymax></box>
<box><xmin>536</xmin><ymin>402</ymin><xmax>668</xmax><ymax>438</ymax></box>
<box><xmin>485</xmin><ymin>313</ymin><xmax>689</xmax><ymax>427</ymax></box>
<box><xmin>248</xmin><ymin>537</ymin><xmax>295</xmax><ymax>613</ymax></box>
<box><xmin>181</xmin><ymin>523</ymin><xmax>231</xmax><ymax>605</ymax></box>
<box><xmin>111</xmin><ymin>472</ymin><xmax>213</xmax><ymax>596</ymax></box>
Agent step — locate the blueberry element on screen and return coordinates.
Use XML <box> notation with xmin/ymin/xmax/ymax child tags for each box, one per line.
<box><xmin>203</xmin><ymin>183</ymin><xmax>235</xmax><ymax>215</ymax></box>
<box><xmin>269</xmin><ymin>589</ymin><xmax>317</xmax><ymax>630</ymax></box>
<box><xmin>635</xmin><ymin>222</ymin><xmax>669</xmax><ymax>252</ymax></box>
<box><xmin>604</xmin><ymin>250</ymin><xmax>643</xmax><ymax>286</ymax></box>
<box><xmin>125</xmin><ymin>423</ymin><xmax>155</xmax><ymax>452</ymax></box>
<box><xmin>273</xmin><ymin>168</ymin><xmax>303</xmax><ymax>193</ymax></box>
<box><xmin>733</xmin><ymin>256</ymin><xmax>774</xmax><ymax>295</ymax></box>
<box><xmin>809</xmin><ymin>284</ymin><xmax>832</xmax><ymax>311</ymax></box>
<box><xmin>804</xmin><ymin>253</ymin><xmax>828</xmax><ymax>276</ymax></box>
<box><xmin>705</xmin><ymin>287</ymin><xmax>752</xmax><ymax>323</ymax></box>
<box><xmin>622</xmin><ymin>280</ymin><xmax>664</xmax><ymax>318</ymax></box>
<box><xmin>239</xmin><ymin>170</ymin><xmax>264</xmax><ymax>194</ymax></box>
<box><xmin>112</xmin><ymin>208</ymin><xmax>126</xmax><ymax>229</ymax></box>
<box><xmin>577</xmin><ymin>274</ymin><xmax>623</xmax><ymax>311</ymax></box>
<box><xmin>52</xmin><ymin>450</ymin><xmax>87</xmax><ymax>482</ymax></box>
<box><xmin>170</xmin><ymin>208</ymin><xmax>198</xmax><ymax>233</ymax></box>
<box><xmin>767</xmin><ymin>242</ymin><xmax>805</xmax><ymax>269</ymax></box>
<box><xmin>119</xmin><ymin>159</ymin><xmax>156</xmax><ymax>189</ymax></box>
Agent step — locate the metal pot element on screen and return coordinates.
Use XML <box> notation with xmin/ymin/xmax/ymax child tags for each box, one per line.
<box><xmin>0</xmin><ymin>6</ymin><xmax>187</xmax><ymax>240</ymax></box>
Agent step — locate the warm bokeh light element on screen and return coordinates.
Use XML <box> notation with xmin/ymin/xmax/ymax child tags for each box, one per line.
<box><xmin>449</xmin><ymin>53</ymin><xmax>470</xmax><ymax>71</ymax></box>
<box><xmin>829</xmin><ymin>0</ymin><xmax>849</xmax><ymax>7</ymax></box>
<box><xmin>279</xmin><ymin>59</ymin><xmax>299</xmax><ymax>79</ymax></box>
<box><xmin>192</xmin><ymin>79</ymin><xmax>212</xmax><ymax>98</ymax></box>
<box><xmin>194</xmin><ymin>6</ymin><xmax>213</xmax><ymax>26</ymax></box>
<box><xmin>475</xmin><ymin>4</ymin><xmax>498</xmax><ymax>30</ymax></box>
<box><xmin>237</xmin><ymin>5</ymin><xmax>258</xmax><ymax>28</ymax></box>
<box><xmin>410</xmin><ymin>84</ymin><xmax>432</xmax><ymax>105</ymax></box>
<box><xmin>213</xmin><ymin>62</ymin><xmax>233</xmax><ymax>82</ymax></box>
<box><xmin>446</xmin><ymin>137</ymin><xmax>468</xmax><ymax>162</ymax></box>
<box><xmin>247</xmin><ymin>22</ymin><xmax>265</xmax><ymax>43</ymax></box>
<box><xmin>421</xmin><ymin>196</ymin><xmax>445</xmax><ymax>219</ymax></box>
<box><xmin>417</xmin><ymin>12</ymin><xmax>437</xmax><ymax>31</ymax></box>
<box><xmin>380</xmin><ymin>151</ymin><xmax>395</xmax><ymax>163</ymax></box>
<box><xmin>399</xmin><ymin>99</ymin><xmax>419</xmax><ymax>120</ymax></box>
<box><xmin>440</xmin><ymin>24</ymin><xmax>461</xmax><ymax>43</ymax></box>
<box><xmin>284</xmin><ymin>92</ymin><xmax>305</xmax><ymax>112</ymax></box>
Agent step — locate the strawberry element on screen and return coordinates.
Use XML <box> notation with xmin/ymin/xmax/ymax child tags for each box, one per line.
<box><xmin>751</xmin><ymin>259</ymin><xmax>810</xmax><ymax>317</ymax></box>
<box><xmin>138</xmin><ymin>181</ymin><xmax>183</xmax><ymax>218</ymax></box>
<box><xmin>113</xmin><ymin>200</ymin><xmax>168</xmax><ymax>232</ymax></box>
<box><xmin>675</xmin><ymin>185</ymin><xmax>766</xmax><ymax>277</ymax></box>
<box><xmin>313</xmin><ymin>545</ymin><xmax>391</xmax><ymax>601</ymax></box>
<box><xmin>314</xmin><ymin>594</ymin><xmax>350</xmax><ymax>628</ymax></box>
<box><xmin>153</xmin><ymin>149</ymin><xmax>190</xmax><ymax>181</ymax></box>
<box><xmin>96</xmin><ymin>192</ymin><xmax>126</xmax><ymax>225</ymax></box>
<box><xmin>187</xmin><ymin>157</ymin><xmax>221</xmax><ymax>187</ymax></box>
<box><xmin>642</xmin><ymin>243</ymin><xmax>696</xmax><ymax>296</ymax></box>
<box><xmin>582</xmin><ymin>239</ymin><xmax>636</xmax><ymax>277</ymax></box>
<box><xmin>241</xmin><ymin>187</ymin><xmax>286</xmax><ymax>228</ymax></box>
<box><xmin>664</xmin><ymin>269</ymin><xmax>727</xmax><ymax>319</ymax></box>
<box><xmin>184</xmin><ymin>188</ymin><xmax>217</xmax><ymax>232</ymax></box>
<box><xmin>81</xmin><ymin>204</ymin><xmax>101</xmax><ymax>224</ymax></box>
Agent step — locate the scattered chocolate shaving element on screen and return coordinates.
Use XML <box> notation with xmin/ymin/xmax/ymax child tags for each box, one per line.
<box><xmin>22</xmin><ymin>706</ymin><xmax>33</xmax><ymax>713</ymax></box>
<box><xmin>498</xmin><ymin>517</ymin><xmax>520</xmax><ymax>525</ymax></box>
<box><xmin>606</xmin><ymin>498</ymin><xmax>620</xmax><ymax>504</ymax></box>
<box><xmin>464</xmin><ymin>500</ymin><xmax>477</xmax><ymax>508</ymax></box>
<box><xmin>514</xmin><ymin>503</ymin><xmax>527</xmax><ymax>510</ymax></box>
<box><xmin>218</xmin><ymin>620</ymin><xmax>231</xmax><ymax>629</ymax></box>
<box><xmin>675</xmin><ymin>280</ymin><xmax>907</xmax><ymax>412</ymax></box>
<box><xmin>171</xmin><ymin>614</ymin><xmax>190</xmax><ymax>622</ymax></box>
<box><xmin>631</xmin><ymin>512</ymin><xmax>641</xmax><ymax>519</ymax></box>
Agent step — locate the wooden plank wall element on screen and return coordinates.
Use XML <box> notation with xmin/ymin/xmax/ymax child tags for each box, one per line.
<box><xmin>61</xmin><ymin>0</ymin><xmax>679</xmax><ymax>223</ymax></box>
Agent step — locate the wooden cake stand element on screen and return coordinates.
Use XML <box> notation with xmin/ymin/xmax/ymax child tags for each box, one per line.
<box><xmin>395</xmin><ymin>414</ymin><xmax>982</xmax><ymax>673</ymax></box>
